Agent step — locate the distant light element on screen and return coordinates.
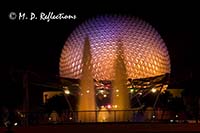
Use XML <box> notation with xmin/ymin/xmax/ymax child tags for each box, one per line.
<box><xmin>64</xmin><ymin>89</ymin><xmax>70</xmax><ymax>94</ymax></box>
<box><xmin>116</xmin><ymin>94</ymin><xmax>119</xmax><ymax>97</ymax></box>
<box><xmin>100</xmin><ymin>90</ymin><xmax>104</xmax><ymax>93</ymax></box>
<box><xmin>130</xmin><ymin>89</ymin><xmax>134</xmax><ymax>93</ymax></box>
<box><xmin>86</xmin><ymin>90</ymin><xmax>90</xmax><ymax>93</ymax></box>
<box><xmin>175</xmin><ymin>114</ymin><xmax>179</xmax><ymax>118</ymax></box>
<box><xmin>107</xmin><ymin>105</ymin><xmax>111</xmax><ymax>109</ymax></box>
<box><xmin>101</xmin><ymin>105</ymin><xmax>105</xmax><ymax>108</ymax></box>
<box><xmin>170</xmin><ymin>120</ymin><xmax>174</xmax><ymax>123</ymax></box>
<box><xmin>69</xmin><ymin>117</ymin><xmax>73</xmax><ymax>120</ymax></box>
<box><xmin>63</xmin><ymin>86</ymin><xmax>68</xmax><ymax>89</ymax></box>
<box><xmin>116</xmin><ymin>89</ymin><xmax>119</xmax><ymax>92</ymax></box>
<box><xmin>113</xmin><ymin>105</ymin><xmax>118</xmax><ymax>108</ymax></box>
<box><xmin>152</xmin><ymin>115</ymin><xmax>156</xmax><ymax>119</ymax></box>
<box><xmin>151</xmin><ymin>88</ymin><xmax>157</xmax><ymax>93</ymax></box>
<box><xmin>14</xmin><ymin>123</ymin><xmax>18</xmax><ymax>126</ymax></box>
<box><xmin>139</xmin><ymin>92</ymin><xmax>142</xmax><ymax>95</ymax></box>
<box><xmin>103</xmin><ymin>94</ymin><xmax>107</xmax><ymax>97</ymax></box>
<box><xmin>20</xmin><ymin>114</ymin><xmax>25</xmax><ymax>118</ymax></box>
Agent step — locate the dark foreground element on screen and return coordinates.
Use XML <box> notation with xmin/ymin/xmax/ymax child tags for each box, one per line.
<box><xmin>1</xmin><ymin>123</ymin><xmax>200</xmax><ymax>133</ymax></box>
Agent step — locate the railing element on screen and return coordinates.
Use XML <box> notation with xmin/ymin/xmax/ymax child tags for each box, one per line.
<box><xmin>1</xmin><ymin>109</ymin><xmax>188</xmax><ymax>127</ymax></box>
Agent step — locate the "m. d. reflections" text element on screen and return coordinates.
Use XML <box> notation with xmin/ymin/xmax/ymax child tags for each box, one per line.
<box><xmin>17</xmin><ymin>12</ymin><xmax>77</xmax><ymax>22</ymax></box>
<box><xmin>39</xmin><ymin>12</ymin><xmax>76</xmax><ymax>22</ymax></box>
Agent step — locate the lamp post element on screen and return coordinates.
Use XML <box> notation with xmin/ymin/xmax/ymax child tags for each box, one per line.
<box><xmin>63</xmin><ymin>86</ymin><xmax>73</xmax><ymax>112</ymax></box>
<box><xmin>23</xmin><ymin>71</ymin><xmax>29</xmax><ymax>127</ymax></box>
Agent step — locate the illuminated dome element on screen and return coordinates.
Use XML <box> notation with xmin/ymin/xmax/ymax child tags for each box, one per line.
<box><xmin>60</xmin><ymin>15</ymin><xmax>170</xmax><ymax>80</ymax></box>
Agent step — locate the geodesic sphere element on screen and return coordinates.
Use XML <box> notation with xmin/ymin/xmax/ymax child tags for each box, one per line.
<box><xmin>59</xmin><ymin>15</ymin><xmax>170</xmax><ymax>80</ymax></box>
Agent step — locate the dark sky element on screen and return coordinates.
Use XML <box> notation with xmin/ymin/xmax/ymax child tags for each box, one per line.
<box><xmin>2</xmin><ymin>2</ymin><xmax>198</xmax><ymax>92</ymax></box>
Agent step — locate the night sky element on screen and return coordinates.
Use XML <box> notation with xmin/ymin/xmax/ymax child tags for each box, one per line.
<box><xmin>1</xmin><ymin>2</ymin><xmax>198</xmax><ymax>104</ymax></box>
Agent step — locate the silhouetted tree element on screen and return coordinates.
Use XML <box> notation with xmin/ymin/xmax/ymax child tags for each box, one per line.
<box><xmin>182</xmin><ymin>78</ymin><xmax>199</xmax><ymax>123</ymax></box>
<box><xmin>44</xmin><ymin>94</ymin><xmax>69</xmax><ymax>116</ymax></box>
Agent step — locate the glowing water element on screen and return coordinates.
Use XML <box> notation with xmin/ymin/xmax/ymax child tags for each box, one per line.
<box><xmin>111</xmin><ymin>42</ymin><xmax>131</xmax><ymax>122</ymax></box>
<box><xmin>78</xmin><ymin>37</ymin><xmax>96</xmax><ymax>122</ymax></box>
<box><xmin>98</xmin><ymin>106</ymin><xmax>110</xmax><ymax>122</ymax></box>
<box><xmin>78</xmin><ymin>39</ymin><xmax>131</xmax><ymax>122</ymax></box>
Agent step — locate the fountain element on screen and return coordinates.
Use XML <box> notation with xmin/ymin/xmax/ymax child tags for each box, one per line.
<box><xmin>78</xmin><ymin>39</ymin><xmax>131</xmax><ymax>122</ymax></box>
<box><xmin>59</xmin><ymin>16</ymin><xmax>171</xmax><ymax>123</ymax></box>
<box><xmin>111</xmin><ymin>41</ymin><xmax>131</xmax><ymax>122</ymax></box>
<box><xmin>78</xmin><ymin>37</ymin><xmax>96</xmax><ymax>122</ymax></box>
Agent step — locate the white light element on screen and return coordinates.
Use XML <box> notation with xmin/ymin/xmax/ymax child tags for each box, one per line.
<box><xmin>130</xmin><ymin>89</ymin><xmax>134</xmax><ymax>93</ymax></box>
<box><xmin>69</xmin><ymin>117</ymin><xmax>73</xmax><ymax>120</ymax></box>
<box><xmin>101</xmin><ymin>105</ymin><xmax>105</xmax><ymax>108</ymax></box>
<box><xmin>151</xmin><ymin>88</ymin><xmax>157</xmax><ymax>93</ymax></box>
<box><xmin>100</xmin><ymin>90</ymin><xmax>104</xmax><ymax>93</ymax></box>
<box><xmin>103</xmin><ymin>94</ymin><xmax>107</xmax><ymax>97</ymax></box>
<box><xmin>14</xmin><ymin>123</ymin><xmax>18</xmax><ymax>126</ymax></box>
<box><xmin>64</xmin><ymin>89</ymin><xmax>70</xmax><ymax>94</ymax></box>
<box><xmin>20</xmin><ymin>114</ymin><xmax>25</xmax><ymax>118</ymax></box>
<box><xmin>63</xmin><ymin>86</ymin><xmax>68</xmax><ymax>89</ymax></box>
<box><xmin>139</xmin><ymin>92</ymin><xmax>142</xmax><ymax>95</ymax></box>
<box><xmin>86</xmin><ymin>90</ymin><xmax>90</xmax><ymax>93</ymax></box>
<box><xmin>175</xmin><ymin>115</ymin><xmax>179</xmax><ymax>118</ymax></box>
<box><xmin>116</xmin><ymin>89</ymin><xmax>119</xmax><ymax>92</ymax></box>
<box><xmin>107</xmin><ymin>105</ymin><xmax>111</xmax><ymax>109</ymax></box>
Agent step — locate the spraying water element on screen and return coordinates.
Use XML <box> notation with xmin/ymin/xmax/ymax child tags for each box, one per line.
<box><xmin>78</xmin><ymin>37</ymin><xmax>96</xmax><ymax>122</ymax></box>
<box><xmin>111</xmin><ymin>41</ymin><xmax>131</xmax><ymax>122</ymax></box>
